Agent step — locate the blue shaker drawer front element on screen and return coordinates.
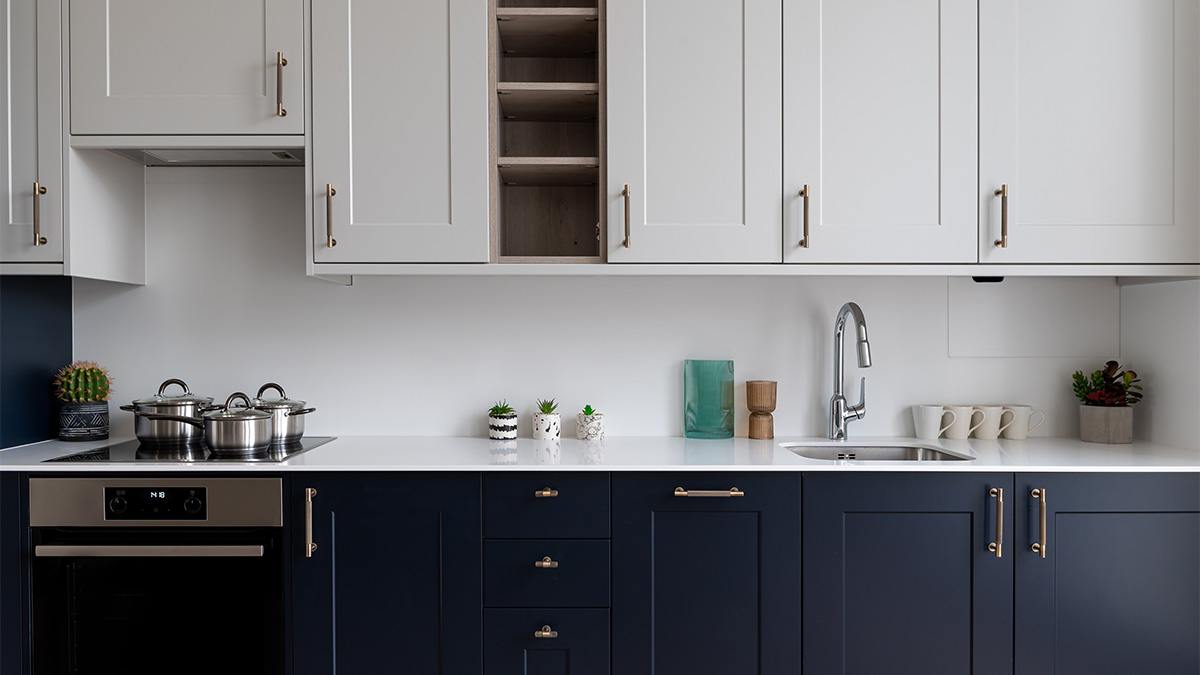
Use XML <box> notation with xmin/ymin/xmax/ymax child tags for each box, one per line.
<box><xmin>485</xmin><ymin>473</ymin><xmax>610</xmax><ymax>539</ymax></box>
<box><xmin>484</xmin><ymin>608</ymin><xmax>610</xmax><ymax>675</ymax></box>
<box><xmin>485</xmin><ymin>540</ymin><xmax>610</xmax><ymax>608</ymax></box>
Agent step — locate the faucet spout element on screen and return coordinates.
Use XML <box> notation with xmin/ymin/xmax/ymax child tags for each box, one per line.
<box><xmin>830</xmin><ymin>302</ymin><xmax>872</xmax><ymax>440</ymax></box>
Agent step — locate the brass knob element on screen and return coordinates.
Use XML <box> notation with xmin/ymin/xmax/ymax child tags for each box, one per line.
<box><xmin>535</xmin><ymin>556</ymin><xmax>559</xmax><ymax>569</ymax></box>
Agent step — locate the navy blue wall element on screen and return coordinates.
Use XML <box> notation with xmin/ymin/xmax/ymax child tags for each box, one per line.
<box><xmin>1</xmin><ymin>276</ymin><xmax>72</xmax><ymax>448</ymax></box>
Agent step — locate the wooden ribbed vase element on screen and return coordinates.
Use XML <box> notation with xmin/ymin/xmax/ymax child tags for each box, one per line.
<box><xmin>746</xmin><ymin>380</ymin><xmax>777</xmax><ymax>440</ymax></box>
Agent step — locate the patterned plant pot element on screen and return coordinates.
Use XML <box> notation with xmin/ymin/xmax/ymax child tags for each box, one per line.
<box><xmin>532</xmin><ymin>412</ymin><xmax>560</xmax><ymax>440</ymax></box>
<box><xmin>59</xmin><ymin>401</ymin><xmax>110</xmax><ymax>441</ymax></box>
<box><xmin>576</xmin><ymin>413</ymin><xmax>605</xmax><ymax>440</ymax></box>
<box><xmin>488</xmin><ymin>412</ymin><xmax>518</xmax><ymax>440</ymax></box>
<box><xmin>1079</xmin><ymin>405</ymin><xmax>1133</xmax><ymax>444</ymax></box>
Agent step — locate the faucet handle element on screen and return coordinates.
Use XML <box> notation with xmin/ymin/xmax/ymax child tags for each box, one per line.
<box><xmin>852</xmin><ymin>377</ymin><xmax>867</xmax><ymax>419</ymax></box>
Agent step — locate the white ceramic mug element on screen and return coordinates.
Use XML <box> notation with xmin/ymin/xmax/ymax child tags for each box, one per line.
<box><xmin>974</xmin><ymin>404</ymin><xmax>1016</xmax><ymax>440</ymax></box>
<box><xmin>1000</xmin><ymin>404</ymin><xmax>1046</xmax><ymax>440</ymax></box>
<box><xmin>944</xmin><ymin>405</ymin><xmax>985</xmax><ymax>440</ymax></box>
<box><xmin>912</xmin><ymin>404</ymin><xmax>957</xmax><ymax>440</ymax></box>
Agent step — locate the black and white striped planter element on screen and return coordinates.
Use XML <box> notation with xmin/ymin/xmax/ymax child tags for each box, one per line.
<box><xmin>488</xmin><ymin>412</ymin><xmax>518</xmax><ymax>440</ymax></box>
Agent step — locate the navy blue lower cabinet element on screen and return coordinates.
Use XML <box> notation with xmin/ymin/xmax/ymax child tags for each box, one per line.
<box><xmin>1015</xmin><ymin>473</ymin><xmax>1200</xmax><ymax>675</ymax></box>
<box><xmin>802</xmin><ymin>472</ymin><xmax>1014</xmax><ymax>675</ymax></box>
<box><xmin>290</xmin><ymin>473</ymin><xmax>482</xmax><ymax>675</ymax></box>
<box><xmin>484</xmin><ymin>608</ymin><xmax>610</xmax><ymax>675</ymax></box>
<box><xmin>612</xmin><ymin>472</ymin><xmax>801</xmax><ymax>675</ymax></box>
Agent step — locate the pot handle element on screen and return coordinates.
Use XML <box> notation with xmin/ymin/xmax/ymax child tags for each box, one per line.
<box><xmin>157</xmin><ymin>378</ymin><xmax>192</xmax><ymax>397</ymax></box>
<box><xmin>119</xmin><ymin>404</ymin><xmax>136</xmax><ymax>412</ymax></box>
<box><xmin>256</xmin><ymin>382</ymin><xmax>287</xmax><ymax>400</ymax></box>
<box><xmin>224</xmin><ymin>392</ymin><xmax>254</xmax><ymax>411</ymax></box>
<box><xmin>286</xmin><ymin>407</ymin><xmax>316</xmax><ymax>417</ymax></box>
<box><xmin>133</xmin><ymin>411</ymin><xmax>205</xmax><ymax>429</ymax></box>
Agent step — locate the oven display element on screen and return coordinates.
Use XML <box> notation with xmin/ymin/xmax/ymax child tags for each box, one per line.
<box><xmin>104</xmin><ymin>487</ymin><xmax>206</xmax><ymax>520</ymax></box>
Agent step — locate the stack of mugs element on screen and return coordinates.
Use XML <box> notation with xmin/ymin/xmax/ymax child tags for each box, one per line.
<box><xmin>912</xmin><ymin>404</ymin><xmax>1045</xmax><ymax>441</ymax></box>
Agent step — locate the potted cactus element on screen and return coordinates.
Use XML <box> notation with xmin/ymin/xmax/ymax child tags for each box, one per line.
<box><xmin>1072</xmin><ymin>360</ymin><xmax>1143</xmax><ymax>444</ymax></box>
<box><xmin>487</xmin><ymin>400</ymin><xmax>518</xmax><ymax>440</ymax></box>
<box><xmin>576</xmin><ymin>404</ymin><xmax>605</xmax><ymax>440</ymax></box>
<box><xmin>54</xmin><ymin>361</ymin><xmax>112</xmax><ymax>441</ymax></box>
<box><xmin>532</xmin><ymin>398</ymin><xmax>560</xmax><ymax>440</ymax></box>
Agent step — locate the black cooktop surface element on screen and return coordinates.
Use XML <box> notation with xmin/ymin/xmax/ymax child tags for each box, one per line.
<box><xmin>43</xmin><ymin>436</ymin><xmax>335</xmax><ymax>463</ymax></box>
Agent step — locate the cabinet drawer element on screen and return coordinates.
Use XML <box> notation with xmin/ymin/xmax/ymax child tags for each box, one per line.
<box><xmin>485</xmin><ymin>540</ymin><xmax>610</xmax><ymax>608</ymax></box>
<box><xmin>485</xmin><ymin>473</ymin><xmax>609</xmax><ymax>538</ymax></box>
<box><xmin>484</xmin><ymin>608</ymin><xmax>609</xmax><ymax>675</ymax></box>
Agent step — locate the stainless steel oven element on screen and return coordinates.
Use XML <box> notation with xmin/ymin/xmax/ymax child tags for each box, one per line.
<box><xmin>28</xmin><ymin>477</ymin><xmax>284</xmax><ymax>675</ymax></box>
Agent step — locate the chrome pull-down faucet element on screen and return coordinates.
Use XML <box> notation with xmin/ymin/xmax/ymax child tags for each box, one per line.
<box><xmin>830</xmin><ymin>302</ymin><xmax>871</xmax><ymax>440</ymax></box>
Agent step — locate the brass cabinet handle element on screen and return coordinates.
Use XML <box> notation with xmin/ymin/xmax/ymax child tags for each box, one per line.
<box><xmin>276</xmin><ymin>52</ymin><xmax>288</xmax><ymax>117</ymax></box>
<box><xmin>305</xmin><ymin>487</ymin><xmax>318</xmax><ymax>557</ymax></box>
<box><xmin>535</xmin><ymin>556</ymin><xmax>559</xmax><ymax>569</ymax></box>
<box><xmin>798</xmin><ymin>184</ymin><xmax>810</xmax><ymax>248</ymax></box>
<box><xmin>33</xmin><ymin>182</ymin><xmax>48</xmax><ymax>246</ymax></box>
<box><xmin>534</xmin><ymin>625</ymin><xmax>558</xmax><ymax>639</ymax></box>
<box><xmin>673</xmin><ymin>487</ymin><xmax>744</xmax><ymax>498</ymax></box>
<box><xmin>987</xmin><ymin>487</ymin><xmax>1004</xmax><ymax>558</ymax></box>
<box><xmin>622</xmin><ymin>184</ymin><xmax>631</xmax><ymax>248</ymax></box>
<box><xmin>1030</xmin><ymin>488</ymin><xmax>1047</xmax><ymax>557</ymax></box>
<box><xmin>993</xmin><ymin>184</ymin><xmax>1009</xmax><ymax>248</ymax></box>
<box><xmin>534</xmin><ymin>487</ymin><xmax>559</xmax><ymax>498</ymax></box>
<box><xmin>325</xmin><ymin>184</ymin><xmax>337</xmax><ymax>248</ymax></box>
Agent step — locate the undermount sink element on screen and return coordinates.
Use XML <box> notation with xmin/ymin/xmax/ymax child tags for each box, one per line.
<box><xmin>781</xmin><ymin>443</ymin><xmax>973</xmax><ymax>462</ymax></box>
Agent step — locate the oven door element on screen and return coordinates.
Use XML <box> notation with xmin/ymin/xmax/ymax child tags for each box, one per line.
<box><xmin>30</xmin><ymin>527</ymin><xmax>284</xmax><ymax>675</ymax></box>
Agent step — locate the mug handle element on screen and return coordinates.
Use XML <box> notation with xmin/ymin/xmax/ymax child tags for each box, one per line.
<box><xmin>967</xmin><ymin>409</ymin><xmax>986</xmax><ymax>435</ymax></box>
<box><xmin>938</xmin><ymin>409</ymin><xmax>957</xmax><ymax>436</ymax></box>
<box><xmin>998</xmin><ymin>408</ymin><xmax>1017</xmax><ymax>435</ymax></box>
<box><xmin>1027</xmin><ymin>409</ymin><xmax>1046</xmax><ymax>435</ymax></box>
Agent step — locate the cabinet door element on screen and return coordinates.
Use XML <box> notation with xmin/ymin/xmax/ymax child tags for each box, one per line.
<box><xmin>0</xmin><ymin>474</ymin><xmax>26</xmax><ymax>675</ymax></box>
<box><xmin>980</xmin><ymin>0</ymin><xmax>1200</xmax><ymax>263</ymax></box>
<box><xmin>606</xmin><ymin>0</ymin><xmax>782</xmax><ymax>263</ymax></box>
<box><xmin>1</xmin><ymin>0</ymin><xmax>63</xmax><ymax>264</ymax></box>
<box><xmin>803</xmin><ymin>473</ymin><xmax>1013</xmax><ymax>675</ymax></box>
<box><xmin>612</xmin><ymin>473</ymin><xmax>800</xmax><ymax>674</ymax></box>
<box><xmin>1015</xmin><ymin>473</ymin><xmax>1200</xmax><ymax>675</ymax></box>
<box><xmin>311</xmin><ymin>0</ymin><xmax>489</xmax><ymax>263</ymax></box>
<box><xmin>484</xmin><ymin>609</ymin><xmax>610</xmax><ymax>675</ymax></box>
<box><xmin>68</xmin><ymin>0</ymin><xmax>304</xmax><ymax>135</ymax></box>
<box><xmin>783</xmin><ymin>0</ymin><xmax>977</xmax><ymax>263</ymax></box>
<box><xmin>291</xmin><ymin>474</ymin><xmax>482</xmax><ymax>675</ymax></box>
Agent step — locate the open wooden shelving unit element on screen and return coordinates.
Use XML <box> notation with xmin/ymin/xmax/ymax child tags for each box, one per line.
<box><xmin>490</xmin><ymin>0</ymin><xmax>604</xmax><ymax>263</ymax></box>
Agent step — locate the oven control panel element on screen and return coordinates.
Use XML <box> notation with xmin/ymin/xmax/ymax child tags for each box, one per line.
<box><xmin>104</xmin><ymin>487</ymin><xmax>207</xmax><ymax>520</ymax></box>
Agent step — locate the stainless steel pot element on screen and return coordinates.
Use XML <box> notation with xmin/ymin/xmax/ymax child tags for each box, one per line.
<box><xmin>119</xmin><ymin>378</ymin><xmax>214</xmax><ymax>445</ymax></box>
<box><xmin>136</xmin><ymin>393</ymin><xmax>273</xmax><ymax>454</ymax></box>
<box><xmin>250</xmin><ymin>383</ymin><xmax>315</xmax><ymax>443</ymax></box>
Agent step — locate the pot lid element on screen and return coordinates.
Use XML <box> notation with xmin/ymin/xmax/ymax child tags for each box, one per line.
<box><xmin>132</xmin><ymin>378</ymin><xmax>214</xmax><ymax>406</ymax></box>
<box><xmin>206</xmin><ymin>392</ymin><xmax>271</xmax><ymax>421</ymax></box>
<box><xmin>251</xmin><ymin>382</ymin><xmax>306</xmax><ymax>410</ymax></box>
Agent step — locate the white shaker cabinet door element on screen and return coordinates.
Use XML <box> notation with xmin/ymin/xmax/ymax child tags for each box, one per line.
<box><xmin>311</xmin><ymin>0</ymin><xmax>489</xmax><ymax>263</ymax></box>
<box><xmin>1</xmin><ymin>0</ymin><xmax>63</xmax><ymax>263</ymax></box>
<box><xmin>68</xmin><ymin>0</ymin><xmax>304</xmax><ymax>135</ymax></box>
<box><xmin>784</xmin><ymin>0</ymin><xmax>978</xmax><ymax>263</ymax></box>
<box><xmin>980</xmin><ymin>0</ymin><xmax>1200</xmax><ymax>263</ymax></box>
<box><xmin>607</xmin><ymin>0</ymin><xmax>783</xmax><ymax>263</ymax></box>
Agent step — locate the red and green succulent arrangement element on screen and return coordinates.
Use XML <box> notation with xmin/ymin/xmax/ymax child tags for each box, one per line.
<box><xmin>1072</xmin><ymin>360</ymin><xmax>1143</xmax><ymax>406</ymax></box>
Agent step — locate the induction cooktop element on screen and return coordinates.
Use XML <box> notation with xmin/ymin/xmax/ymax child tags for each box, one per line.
<box><xmin>43</xmin><ymin>436</ymin><xmax>335</xmax><ymax>463</ymax></box>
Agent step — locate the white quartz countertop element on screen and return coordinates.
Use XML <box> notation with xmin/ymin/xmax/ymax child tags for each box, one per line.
<box><xmin>2</xmin><ymin>435</ymin><xmax>1198</xmax><ymax>472</ymax></box>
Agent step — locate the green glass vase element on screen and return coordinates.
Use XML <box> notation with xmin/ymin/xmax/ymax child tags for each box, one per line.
<box><xmin>684</xmin><ymin>360</ymin><xmax>734</xmax><ymax>439</ymax></box>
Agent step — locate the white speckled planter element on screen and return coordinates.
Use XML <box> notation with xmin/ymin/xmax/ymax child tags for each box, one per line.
<box><xmin>488</xmin><ymin>413</ymin><xmax>518</xmax><ymax>440</ymax></box>
<box><xmin>532</xmin><ymin>412</ymin><xmax>560</xmax><ymax>440</ymax></box>
<box><xmin>1079</xmin><ymin>405</ymin><xmax>1133</xmax><ymax>444</ymax></box>
<box><xmin>576</xmin><ymin>413</ymin><xmax>605</xmax><ymax>440</ymax></box>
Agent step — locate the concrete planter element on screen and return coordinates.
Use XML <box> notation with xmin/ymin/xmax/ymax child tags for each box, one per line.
<box><xmin>532</xmin><ymin>412</ymin><xmax>560</xmax><ymax>440</ymax></box>
<box><xmin>1079</xmin><ymin>405</ymin><xmax>1133</xmax><ymax>444</ymax></box>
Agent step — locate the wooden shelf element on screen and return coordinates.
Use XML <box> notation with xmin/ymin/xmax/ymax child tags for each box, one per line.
<box><xmin>497</xmin><ymin>82</ymin><xmax>598</xmax><ymax>121</ymax></box>
<box><xmin>497</xmin><ymin>157</ymin><xmax>600</xmax><ymax>185</ymax></box>
<box><xmin>496</xmin><ymin>8</ymin><xmax>599</xmax><ymax>57</ymax></box>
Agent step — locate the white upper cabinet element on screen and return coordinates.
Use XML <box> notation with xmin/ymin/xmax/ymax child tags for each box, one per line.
<box><xmin>607</xmin><ymin>0</ymin><xmax>782</xmax><ymax>263</ymax></box>
<box><xmin>980</xmin><ymin>0</ymin><xmax>1200</xmax><ymax>263</ymax></box>
<box><xmin>68</xmin><ymin>0</ymin><xmax>304</xmax><ymax>135</ymax></box>
<box><xmin>784</xmin><ymin>0</ymin><xmax>978</xmax><ymax>264</ymax></box>
<box><xmin>310</xmin><ymin>0</ymin><xmax>489</xmax><ymax>264</ymax></box>
<box><xmin>1</xmin><ymin>0</ymin><xmax>63</xmax><ymax>264</ymax></box>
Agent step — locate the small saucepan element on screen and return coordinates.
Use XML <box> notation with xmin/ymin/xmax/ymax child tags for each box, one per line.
<box><xmin>135</xmin><ymin>392</ymin><xmax>273</xmax><ymax>455</ymax></box>
<box><xmin>119</xmin><ymin>378</ymin><xmax>214</xmax><ymax>445</ymax></box>
<box><xmin>250</xmin><ymin>383</ymin><xmax>315</xmax><ymax>444</ymax></box>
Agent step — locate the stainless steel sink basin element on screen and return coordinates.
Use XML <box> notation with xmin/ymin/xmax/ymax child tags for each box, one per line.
<box><xmin>780</xmin><ymin>443</ymin><xmax>973</xmax><ymax>461</ymax></box>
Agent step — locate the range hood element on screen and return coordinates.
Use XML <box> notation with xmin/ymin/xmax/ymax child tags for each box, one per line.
<box><xmin>69</xmin><ymin>135</ymin><xmax>305</xmax><ymax>167</ymax></box>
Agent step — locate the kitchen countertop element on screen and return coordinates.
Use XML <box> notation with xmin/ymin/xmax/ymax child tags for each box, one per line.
<box><xmin>1</xmin><ymin>435</ymin><xmax>1198</xmax><ymax>472</ymax></box>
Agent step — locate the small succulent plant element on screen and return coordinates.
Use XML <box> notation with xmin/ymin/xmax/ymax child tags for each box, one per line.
<box><xmin>54</xmin><ymin>361</ymin><xmax>112</xmax><ymax>402</ymax></box>
<box><xmin>1072</xmin><ymin>360</ymin><xmax>1143</xmax><ymax>406</ymax></box>
<box><xmin>488</xmin><ymin>400</ymin><xmax>515</xmax><ymax>416</ymax></box>
<box><xmin>581</xmin><ymin>404</ymin><xmax>597</xmax><ymax>416</ymax></box>
<box><xmin>536</xmin><ymin>398</ymin><xmax>559</xmax><ymax>414</ymax></box>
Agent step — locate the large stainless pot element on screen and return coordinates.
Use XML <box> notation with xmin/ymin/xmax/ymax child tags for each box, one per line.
<box><xmin>250</xmin><ymin>383</ymin><xmax>315</xmax><ymax>443</ymax></box>
<box><xmin>119</xmin><ymin>378</ymin><xmax>214</xmax><ymax>445</ymax></box>
<box><xmin>136</xmin><ymin>393</ymin><xmax>273</xmax><ymax>455</ymax></box>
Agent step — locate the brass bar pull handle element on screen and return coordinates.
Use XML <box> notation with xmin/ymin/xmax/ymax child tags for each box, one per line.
<box><xmin>674</xmin><ymin>487</ymin><xmax>745</xmax><ymax>498</ymax></box>
<box><xmin>1030</xmin><ymin>488</ymin><xmax>1046</xmax><ymax>558</ymax></box>
<box><xmin>798</xmin><ymin>184</ymin><xmax>810</xmax><ymax>248</ymax></box>
<box><xmin>325</xmin><ymin>184</ymin><xmax>337</xmax><ymax>248</ymax></box>
<box><xmin>534</xmin><ymin>625</ymin><xmax>558</xmax><ymax>639</ymax></box>
<box><xmin>535</xmin><ymin>556</ymin><xmax>559</xmax><ymax>569</ymax></box>
<box><xmin>305</xmin><ymin>487</ymin><xmax>318</xmax><ymax>557</ymax></box>
<box><xmin>33</xmin><ymin>182</ymin><xmax>48</xmax><ymax>246</ymax></box>
<box><xmin>993</xmin><ymin>184</ymin><xmax>1009</xmax><ymax>248</ymax></box>
<box><xmin>534</xmin><ymin>487</ymin><xmax>559</xmax><ymax>498</ymax></box>
<box><xmin>988</xmin><ymin>487</ymin><xmax>1004</xmax><ymax>558</ymax></box>
<box><xmin>276</xmin><ymin>52</ymin><xmax>288</xmax><ymax>117</ymax></box>
<box><xmin>622</xmin><ymin>184</ymin><xmax>631</xmax><ymax>248</ymax></box>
